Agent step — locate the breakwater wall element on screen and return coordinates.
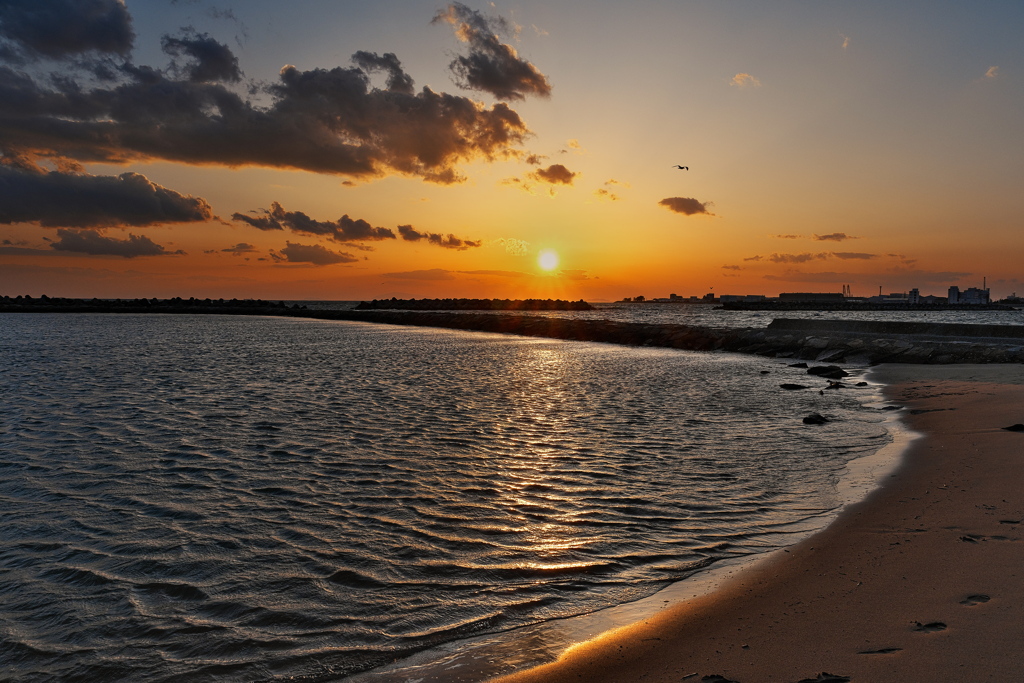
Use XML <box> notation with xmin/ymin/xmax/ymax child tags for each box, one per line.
<box><xmin>4</xmin><ymin>299</ymin><xmax>1024</xmax><ymax>364</ymax></box>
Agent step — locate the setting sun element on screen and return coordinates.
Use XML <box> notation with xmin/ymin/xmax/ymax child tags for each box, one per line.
<box><xmin>538</xmin><ymin>250</ymin><xmax>559</xmax><ymax>272</ymax></box>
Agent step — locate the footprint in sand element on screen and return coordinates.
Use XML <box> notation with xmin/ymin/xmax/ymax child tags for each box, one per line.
<box><xmin>960</xmin><ymin>594</ymin><xmax>990</xmax><ymax>606</ymax></box>
<box><xmin>912</xmin><ymin>621</ymin><xmax>947</xmax><ymax>633</ymax></box>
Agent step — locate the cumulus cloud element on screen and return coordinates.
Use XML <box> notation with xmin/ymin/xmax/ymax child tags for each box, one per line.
<box><xmin>769</xmin><ymin>252</ymin><xmax>826</xmax><ymax>264</ymax></box>
<box><xmin>276</xmin><ymin>241</ymin><xmax>358</xmax><ymax>265</ymax></box>
<box><xmin>0</xmin><ymin>36</ymin><xmax>531</xmax><ymax>184</ymax></box>
<box><xmin>0</xmin><ymin>165</ymin><xmax>213</xmax><ymax>228</ymax></box>
<box><xmin>0</xmin><ymin>0</ymin><xmax>134</xmax><ymax>60</ymax></box>
<box><xmin>730</xmin><ymin>73</ymin><xmax>761</xmax><ymax>88</ymax></box>
<box><xmin>383</xmin><ymin>268</ymin><xmax>456</xmax><ymax>280</ymax></box>
<box><xmin>531</xmin><ymin>163</ymin><xmax>576</xmax><ymax>185</ymax></box>
<box><xmin>161</xmin><ymin>29</ymin><xmax>242</xmax><ymax>83</ymax></box>
<box><xmin>658</xmin><ymin>196</ymin><xmax>715</xmax><ymax>216</ymax></box>
<box><xmin>496</xmin><ymin>237</ymin><xmax>530</xmax><ymax>256</ymax></box>
<box><xmin>232</xmin><ymin>202</ymin><xmax>395</xmax><ymax>242</ymax></box>
<box><xmin>813</xmin><ymin>232</ymin><xmax>858</xmax><ymax>242</ymax></box>
<box><xmin>397</xmin><ymin>224</ymin><xmax>481</xmax><ymax>250</ymax></box>
<box><xmin>594</xmin><ymin>178</ymin><xmax>624</xmax><ymax>201</ymax></box>
<box><xmin>433</xmin><ymin>2</ymin><xmax>551</xmax><ymax>101</ymax></box>
<box><xmin>50</xmin><ymin>228</ymin><xmax>184</xmax><ymax>258</ymax></box>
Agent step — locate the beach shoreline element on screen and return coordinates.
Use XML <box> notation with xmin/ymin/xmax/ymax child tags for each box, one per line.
<box><xmin>486</xmin><ymin>363</ymin><xmax>1024</xmax><ymax>683</ymax></box>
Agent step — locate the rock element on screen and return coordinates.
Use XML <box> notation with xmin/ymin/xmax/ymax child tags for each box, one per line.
<box><xmin>804</xmin><ymin>337</ymin><xmax>830</xmax><ymax>350</ymax></box>
<box><xmin>815</xmin><ymin>348</ymin><xmax>847</xmax><ymax>363</ymax></box>
<box><xmin>1002</xmin><ymin>424</ymin><xmax>1024</xmax><ymax>432</ymax></box>
<box><xmin>825</xmin><ymin>381</ymin><xmax>846</xmax><ymax>389</ymax></box>
<box><xmin>780</xmin><ymin>383</ymin><xmax>809</xmax><ymax>390</ymax></box>
<box><xmin>856</xmin><ymin>381</ymin><xmax>869</xmax><ymax>386</ymax></box>
<box><xmin>788</xmin><ymin>362</ymin><xmax>809</xmax><ymax>368</ymax></box>
<box><xmin>760</xmin><ymin>370</ymin><xmax>771</xmax><ymax>374</ymax></box>
<box><xmin>803</xmin><ymin>413</ymin><xmax>829</xmax><ymax>425</ymax></box>
<box><xmin>807</xmin><ymin>365</ymin><xmax>849</xmax><ymax>379</ymax></box>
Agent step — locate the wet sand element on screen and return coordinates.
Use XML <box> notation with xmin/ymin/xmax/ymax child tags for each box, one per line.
<box><xmin>492</xmin><ymin>364</ymin><xmax>1024</xmax><ymax>683</ymax></box>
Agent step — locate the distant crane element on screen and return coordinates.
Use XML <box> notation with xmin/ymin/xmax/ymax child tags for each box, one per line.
<box><xmin>672</xmin><ymin>165</ymin><xmax>689</xmax><ymax>170</ymax></box>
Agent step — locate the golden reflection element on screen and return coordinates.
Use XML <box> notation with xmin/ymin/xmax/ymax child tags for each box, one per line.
<box><xmin>493</xmin><ymin>343</ymin><xmax>595</xmax><ymax>570</ymax></box>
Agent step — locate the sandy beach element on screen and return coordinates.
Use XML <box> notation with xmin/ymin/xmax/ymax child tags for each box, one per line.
<box><xmin>492</xmin><ymin>364</ymin><xmax>1024</xmax><ymax>683</ymax></box>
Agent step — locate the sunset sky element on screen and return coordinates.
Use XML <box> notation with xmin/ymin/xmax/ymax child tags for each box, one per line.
<box><xmin>1</xmin><ymin>0</ymin><xmax>1022</xmax><ymax>301</ymax></box>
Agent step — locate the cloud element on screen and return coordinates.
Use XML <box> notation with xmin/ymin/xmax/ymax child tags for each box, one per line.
<box><xmin>456</xmin><ymin>269</ymin><xmax>527</xmax><ymax>278</ymax></box>
<box><xmin>769</xmin><ymin>252</ymin><xmax>826</xmax><ymax>264</ymax></box>
<box><xmin>0</xmin><ymin>34</ymin><xmax>531</xmax><ymax>184</ymax></box>
<box><xmin>831</xmin><ymin>252</ymin><xmax>877</xmax><ymax>260</ymax></box>
<box><xmin>531</xmin><ymin>163</ymin><xmax>576</xmax><ymax>185</ymax></box>
<box><xmin>433</xmin><ymin>2</ymin><xmax>551</xmax><ymax>101</ymax></box>
<box><xmin>352</xmin><ymin>51</ymin><xmax>415</xmax><ymax>94</ymax></box>
<box><xmin>222</xmin><ymin>242</ymin><xmax>257</xmax><ymax>254</ymax></box>
<box><xmin>722</xmin><ymin>265</ymin><xmax>741</xmax><ymax>270</ymax></box>
<box><xmin>232</xmin><ymin>202</ymin><xmax>395</xmax><ymax>242</ymax></box>
<box><xmin>495</xmin><ymin>237</ymin><xmax>530</xmax><ymax>256</ymax></box>
<box><xmin>744</xmin><ymin>255</ymin><xmax>763</xmax><ymax>261</ymax></box>
<box><xmin>397</xmin><ymin>224</ymin><xmax>481</xmax><ymax>250</ymax></box>
<box><xmin>813</xmin><ymin>232</ymin><xmax>858</xmax><ymax>242</ymax></box>
<box><xmin>0</xmin><ymin>165</ymin><xmax>213</xmax><ymax>228</ymax></box>
<box><xmin>524</xmin><ymin>154</ymin><xmax>546</xmax><ymax>165</ymax></box>
<box><xmin>0</xmin><ymin>0</ymin><xmax>134</xmax><ymax>60</ymax></box>
<box><xmin>841</xmin><ymin>34</ymin><xmax>850</xmax><ymax>50</ymax></box>
<box><xmin>383</xmin><ymin>268</ymin><xmax>455</xmax><ymax>280</ymax></box>
<box><xmin>594</xmin><ymin>187</ymin><xmax>618</xmax><ymax>201</ymax></box>
<box><xmin>276</xmin><ymin>241</ymin><xmax>358</xmax><ymax>265</ymax></box>
<box><xmin>50</xmin><ymin>228</ymin><xmax>185</xmax><ymax>257</ymax></box>
<box><xmin>763</xmin><ymin>269</ymin><xmax>972</xmax><ymax>284</ymax></box>
<box><xmin>730</xmin><ymin>73</ymin><xmax>761</xmax><ymax>88</ymax></box>
<box><xmin>774</xmin><ymin>234</ymin><xmax>802</xmax><ymax>239</ymax></box>
<box><xmin>985</xmin><ymin>66</ymin><xmax>999</xmax><ymax>79</ymax></box>
<box><xmin>658</xmin><ymin>197</ymin><xmax>715</xmax><ymax>216</ymax></box>
<box><xmin>161</xmin><ymin>29</ymin><xmax>242</xmax><ymax>83</ymax></box>
<box><xmin>558</xmin><ymin>269</ymin><xmax>589</xmax><ymax>280</ymax></box>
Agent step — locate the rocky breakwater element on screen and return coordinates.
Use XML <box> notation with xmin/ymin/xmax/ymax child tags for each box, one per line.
<box><xmin>327</xmin><ymin>312</ymin><xmax>1024</xmax><ymax>364</ymax></box>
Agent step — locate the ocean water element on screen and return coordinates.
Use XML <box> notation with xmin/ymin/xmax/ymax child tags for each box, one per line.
<box><xmin>0</xmin><ymin>313</ymin><xmax>893</xmax><ymax>682</ymax></box>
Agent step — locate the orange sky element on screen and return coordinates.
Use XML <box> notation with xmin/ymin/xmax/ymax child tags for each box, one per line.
<box><xmin>2</xmin><ymin>1</ymin><xmax>1022</xmax><ymax>301</ymax></box>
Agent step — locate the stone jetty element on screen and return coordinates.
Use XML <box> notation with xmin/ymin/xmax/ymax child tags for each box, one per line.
<box><xmin>3</xmin><ymin>296</ymin><xmax>1023</xmax><ymax>364</ymax></box>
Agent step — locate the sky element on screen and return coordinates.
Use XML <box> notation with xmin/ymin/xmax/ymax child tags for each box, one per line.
<box><xmin>1</xmin><ymin>0</ymin><xmax>1022</xmax><ymax>301</ymax></box>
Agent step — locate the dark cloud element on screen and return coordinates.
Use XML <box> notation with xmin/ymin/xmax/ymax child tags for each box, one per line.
<box><xmin>0</xmin><ymin>0</ymin><xmax>134</xmax><ymax>60</ymax></box>
<box><xmin>433</xmin><ymin>3</ymin><xmax>551</xmax><ymax>101</ymax></box>
<box><xmin>0</xmin><ymin>165</ymin><xmax>213</xmax><ymax>228</ymax></box>
<box><xmin>276</xmin><ymin>241</ymin><xmax>358</xmax><ymax>265</ymax></box>
<box><xmin>768</xmin><ymin>252</ymin><xmax>827</xmax><ymax>264</ymax></box>
<box><xmin>50</xmin><ymin>228</ymin><xmax>184</xmax><ymax>257</ymax></box>
<box><xmin>383</xmin><ymin>268</ymin><xmax>455</xmax><ymax>280</ymax></box>
<box><xmin>744</xmin><ymin>255</ymin><xmax>763</xmax><ymax>261</ymax></box>
<box><xmin>524</xmin><ymin>154</ymin><xmax>545</xmax><ymax>165</ymax></box>
<box><xmin>774</xmin><ymin>234</ymin><xmax>802</xmax><ymax>239</ymax></box>
<box><xmin>161</xmin><ymin>29</ymin><xmax>242</xmax><ymax>83</ymax></box>
<box><xmin>831</xmin><ymin>252</ymin><xmax>877</xmax><ymax>260</ymax></box>
<box><xmin>659</xmin><ymin>197</ymin><xmax>715</xmax><ymax>216</ymax></box>
<box><xmin>397</xmin><ymin>224</ymin><xmax>481</xmax><ymax>250</ymax></box>
<box><xmin>531</xmin><ymin>163</ymin><xmax>576</xmax><ymax>185</ymax></box>
<box><xmin>722</xmin><ymin>265</ymin><xmax>741</xmax><ymax>270</ymax></box>
<box><xmin>222</xmin><ymin>242</ymin><xmax>256</xmax><ymax>254</ymax></box>
<box><xmin>814</xmin><ymin>232</ymin><xmax>858</xmax><ymax>242</ymax></box>
<box><xmin>232</xmin><ymin>202</ymin><xmax>395</xmax><ymax>242</ymax></box>
<box><xmin>0</xmin><ymin>51</ymin><xmax>530</xmax><ymax>184</ymax></box>
<box><xmin>352</xmin><ymin>51</ymin><xmax>414</xmax><ymax>94</ymax></box>
<box><xmin>763</xmin><ymin>270</ymin><xmax>972</xmax><ymax>284</ymax></box>
<box><xmin>594</xmin><ymin>187</ymin><xmax>618</xmax><ymax>201</ymax></box>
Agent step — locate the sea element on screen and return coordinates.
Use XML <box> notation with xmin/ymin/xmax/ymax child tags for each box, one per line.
<box><xmin>0</xmin><ymin>303</ymin><xmax>1018</xmax><ymax>682</ymax></box>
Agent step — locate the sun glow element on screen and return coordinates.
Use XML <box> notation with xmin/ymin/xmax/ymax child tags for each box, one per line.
<box><xmin>538</xmin><ymin>250</ymin><xmax>559</xmax><ymax>271</ymax></box>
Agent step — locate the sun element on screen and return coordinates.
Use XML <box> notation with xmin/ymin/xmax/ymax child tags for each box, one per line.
<box><xmin>538</xmin><ymin>249</ymin><xmax>559</xmax><ymax>272</ymax></box>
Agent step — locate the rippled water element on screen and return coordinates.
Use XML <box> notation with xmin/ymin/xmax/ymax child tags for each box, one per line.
<box><xmin>0</xmin><ymin>313</ymin><xmax>891</xmax><ymax>681</ymax></box>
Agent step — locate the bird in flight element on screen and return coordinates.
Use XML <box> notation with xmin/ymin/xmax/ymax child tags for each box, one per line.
<box><xmin>672</xmin><ymin>165</ymin><xmax>689</xmax><ymax>170</ymax></box>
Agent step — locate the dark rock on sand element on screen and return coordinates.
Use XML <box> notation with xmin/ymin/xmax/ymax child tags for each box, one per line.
<box><xmin>807</xmin><ymin>365</ymin><xmax>849</xmax><ymax>379</ymax></box>
<box><xmin>803</xmin><ymin>413</ymin><xmax>829</xmax><ymax>425</ymax></box>
<box><xmin>1002</xmin><ymin>424</ymin><xmax>1024</xmax><ymax>432</ymax></box>
<box><xmin>780</xmin><ymin>384</ymin><xmax>809</xmax><ymax>390</ymax></box>
<box><xmin>789</xmin><ymin>362</ymin><xmax>809</xmax><ymax>368</ymax></box>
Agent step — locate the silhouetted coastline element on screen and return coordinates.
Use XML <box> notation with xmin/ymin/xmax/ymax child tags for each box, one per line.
<box><xmin>354</xmin><ymin>298</ymin><xmax>594</xmax><ymax>311</ymax></box>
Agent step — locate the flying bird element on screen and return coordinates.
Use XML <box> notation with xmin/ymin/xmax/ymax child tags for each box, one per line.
<box><xmin>672</xmin><ymin>165</ymin><xmax>689</xmax><ymax>170</ymax></box>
